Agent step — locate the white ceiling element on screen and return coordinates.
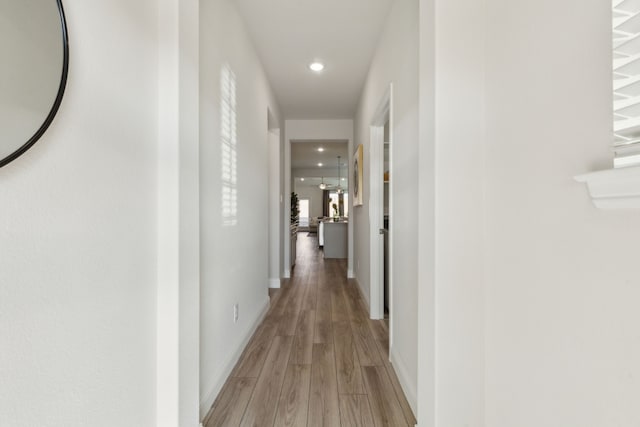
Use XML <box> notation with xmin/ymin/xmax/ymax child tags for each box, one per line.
<box><xmin>233</xmin><ymin>0</ymin><xmax>395</xmax><ymax>119</ymax></box>
<box><xmin>291</xmin><ymin>141</ymin><xmax>349</xmax><ymax>187</ymax></box>
<box><xmin>291</xmin><ymin>140</ymin><xmax>348</xmax><ymax>169</ymax></box>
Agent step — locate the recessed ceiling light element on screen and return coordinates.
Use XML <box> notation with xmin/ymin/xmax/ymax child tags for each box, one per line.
<box><xmin>318</xmin><ymin>163</ymin><xmax>323</xmax><ymax>167</ymax></box>
<box><xmin>301</xmin><ymin>177</ymin><xmax>305</xmax><ymax>181</ymax></box>
<box><xmin>309</xmin><ymin>62</ymin><xmax>324</xmax><ymax>72</ymax></box>
<box><xmin>317</xmin><ymin>147</ymin><xmax>324</xmax><ymax>152</ymax></box>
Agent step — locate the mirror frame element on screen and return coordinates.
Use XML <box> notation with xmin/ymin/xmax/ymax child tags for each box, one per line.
<box><xmin>0</xmin><ymin>0</ymin><xmax>69</xmax><ymax>168</ymax></box>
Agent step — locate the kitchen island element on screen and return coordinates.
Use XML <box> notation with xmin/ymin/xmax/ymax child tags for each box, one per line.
<box><xmin>321</xmin><ymin>220</ymin><xmax>347</xmax><ymax>259</ymax></box>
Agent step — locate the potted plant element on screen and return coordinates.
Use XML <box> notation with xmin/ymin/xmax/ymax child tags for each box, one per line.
<box><xmin>332</xmin><ymin>202</ymin><xmax>339</xmax><ymax>221</ymax></box>
<box><xmin>291</xmin><ymin>192</ymin><xmax>300</xmax><ymax>225</ymax></box>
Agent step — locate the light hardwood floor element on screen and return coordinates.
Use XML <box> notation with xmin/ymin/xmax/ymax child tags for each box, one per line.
<box><xmin>204</xmin><ymin>233</ymin><xmax>416</xmax><ymax>427</ymax></box>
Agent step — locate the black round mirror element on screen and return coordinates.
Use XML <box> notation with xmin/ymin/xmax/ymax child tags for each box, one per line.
<box><xmin>0</xmin><ymin>0</ymin><xmax>69</xmax><ymax>168</ymax></box>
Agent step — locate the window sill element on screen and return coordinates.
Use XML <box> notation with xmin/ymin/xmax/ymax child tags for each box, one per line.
<box><xmin>575</xmin><ymin>166</ymin><xmax>640</xmax><ymax>209</ymax></box>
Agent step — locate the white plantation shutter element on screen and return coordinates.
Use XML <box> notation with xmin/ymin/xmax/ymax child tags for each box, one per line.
<box><xmin>221</xmin><ymin>65</ymin><xmax>238</xmax><ymax>226</ymax></box>
<box><xmin>613</xmin><ymin>0</ymin><xmax>640</xmax><ymax>167</ymax></box>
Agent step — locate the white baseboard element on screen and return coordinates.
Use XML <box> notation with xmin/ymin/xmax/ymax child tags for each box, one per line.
<box><xmin>284</xmin><ymin>269</ymin><xmax>290</xmax><ymax>279</ymax></box>
<box><xmin>347</xmin><ymin>268</ymin><xmax>355</xmax><ymax>278</ymax></box>
<box><xmin>351</xmin><ymin>277</ymin><xmax>370</xmax><ymax>312</ymax></box>
<box><xmin>199</xmin><ymin>297</ymin><xmax>270</xmax><ymax>421</ymax></box>
<box><xmin>269</xmin><ymin>278</ymin><xmax>281</xmax><ymax>288</ymax></box>
<box><xmin>390</xmin><ymin>347</ymin><xmax>417</xmax><ymax>417</ymax></box>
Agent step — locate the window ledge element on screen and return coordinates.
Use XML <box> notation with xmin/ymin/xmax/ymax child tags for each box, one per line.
<box><xmin>575</xmin><ymin>166</ymin><xmax>640</xmax><ymax>209</ymax></box>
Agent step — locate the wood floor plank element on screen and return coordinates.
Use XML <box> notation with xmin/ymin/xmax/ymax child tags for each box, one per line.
<box><xmin>346</xmin><ymin>274</ymin><xmax>416</xmax><ymax>424</ymax></box>
<box><xmin>269</xmin><ymin>280</ymin><xmax>295</xmax><ymax>317</ymax></box>
<box><xmin>330</xmin><ymin>289</ymin><xmax>349</xmax><ymax>323</ymax></box>
<box><xmin>345</xmin><ymin>297</ymin><xmax>365</xmax><ymax>323</ymax></box>
<box><xmin>338</xmin><ymin>395</ymin><xmax>375</xmax><ymax>427</ymax></box>
<box><xmin>268</xmin><ymin>287</ymin><xmax>284</xmax><ymax>311</ymax></box>
<box><xmin>372</xmin><ymin>336</ymin><xmax>417</xmax><ymax>425</ymax></box>
<box><xmin>316</xmin><ymin>282</ymin><xmax>331</xmax><ymax>308</ymax></box>
<box><xmin>333</xmin><ymin>321</ymin><xmax>364</xmax><ymax>394</ymax></box>
<box><xmin>290</xmin><ymin>309</ymin><xmax>315</xmax><ymax>364</ymax></box>
<box><xmin>307</xmin><ymin>343</ymin><xmax>340</xmax><ymax>427</ymax></box>
<box><xmin>341</xmin><ymin>282</ymin><xmax>363</xmax><ymax>321</ymax></box>
<box><xmin>301</xmin><ymin>275</ymin><xmax>317</xmax><ymax>312</ymax></box>
<box><xmin>376</xmin><ymin>337</ymin><xmax>390</xmax><ymax>359</ymax></box>
<box><xmin>240</xmin><ymin>336</ymin><xmax>293</xmax><ymax>427</ymax></box>
<box><xmin>368</xmin><ymin>319</ymin><xmax>388</xmax><ymax>342</ymax></box>
<box><xmin>234</xmin><ymin>315</ymin><xmax>281</xmax><ymax>378</ymax></box>
<box><xmin>324</xmin><ymin>259</ymin><xmax>339</xmax><ymax>287</ymax></box>
<box><xmin>314</xmin><ymin>287</ymin><xmax>332</xmax><ymax>344</ymax></box>
<box><xmin>204</xmin><ymin>235</ymin><xmax>417</xmax><ymax>427</ymax></box>
<box><xmin>343</xmin><ymin>281</ymin><xmax>382</xmax><ymax>367</ymax></box>
<box><xmin>350</xmin><ymin>315</ymin><xmax>383</xmax><ymax>366</ymax></box>
<box><xmin>315</xmin><ymin>257</ymin><xmax>326</xmax><ymax>288</ymax></box>
<box><xmin>313</xmin><ymin>304</ymin><xmax>332</xmax><ymax>344</ymax></box>
<box><xmin>383</xmin><ymin>360</ymin><xmax>418</xmax><ymax>426</ymax></box>
<box><xmin>273</xmin><ymin>364</ymin><xmax>311</xmax><ymax>427</ymax></box>
<box><xmin>362</xmin><ymin>365</ymin><xmax>409</xmax><ymax>427</ymax></box>
<box><xmin>205</xmin><ymin>377</ymin><xmax>257</xmax><ymax>427</ymax></box>
<box><xmin>277</xmin><ymin>281</ymin><xmax>307</xmax><ymax>336</ymax></box>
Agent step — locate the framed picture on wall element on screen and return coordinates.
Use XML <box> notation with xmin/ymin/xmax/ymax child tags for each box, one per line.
<box><xmin>352</xmin><ymin>144</ymin><xmax>363</xmax><ymax>206</ymax></box>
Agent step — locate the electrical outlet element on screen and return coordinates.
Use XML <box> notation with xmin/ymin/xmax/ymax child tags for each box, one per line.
<box><xmin>233</xmin><ymin>304</ymin><xmax>239</xmax><ymax>323</ymax></box>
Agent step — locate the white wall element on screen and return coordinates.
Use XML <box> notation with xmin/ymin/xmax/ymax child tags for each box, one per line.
<box><xmin>432</xmin><ymin>0</ymin><xmax>487</xmax><ymax>425</ymax></box>
<box><xmin>156</xmin><ymin>0</ymin><xmax>200</xmax><ymax>425</ymax></box>
<box><xmin>417</xmin><ymin>0</ymin><xmax>436</xmax><ymax>425</ymax></box>
<box><xmin>199</xmin><ymin>0</ymin><xmax>282</xmax><ymax>418</ymax></box>
<box><xmin>484</xmin><ymin>0</ymin><xmax>640</xmax><ymax>426</ymax></box>
<box><xmin>353</xmin><ymin>0</ymin><xmax>419</xmax><ymax>413</ymax></box>
<box><xmin>418</xmin><ymin>1</ymin><xmax>640</xmax><ymax>426</ymax></box>
<box><xmin>416</xmin><ymin>0</ymin><xmax>487</xmax><ymax>424</ymax></box>
<box><xmin>0</xmin><ymin>1</ymin><xmax>158</xmax><ymax>426</ymax></box>
<box><xmin>284</xmin><ymin>119</ymin><xmax>354</xmax><ymax>277</ymax></box>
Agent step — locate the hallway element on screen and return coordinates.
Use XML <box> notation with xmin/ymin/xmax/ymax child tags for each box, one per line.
<box><xmin>204</xmin><ymin>234</ymin><xmax>416</xmax><ymax>427</ymax></box>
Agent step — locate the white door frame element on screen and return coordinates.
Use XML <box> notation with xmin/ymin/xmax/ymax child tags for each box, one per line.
<box><xmin>369</xmin><ymin>84</ymin><xmax>392</xmax><ymax>322</ymax></box>
<box><xmin>268</xmin><ymin>127</ymin><xmax>281</xmax><ymax>288</ymax></box>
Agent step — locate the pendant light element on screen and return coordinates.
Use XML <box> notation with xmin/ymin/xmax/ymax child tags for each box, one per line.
<box><xmin>319</xmin><ymin>177</ymin><xmax>327</xmax><ymax>190</ymax></box>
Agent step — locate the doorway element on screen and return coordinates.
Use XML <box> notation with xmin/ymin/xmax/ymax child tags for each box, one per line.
<box><xmin>383</xmin><ymin>121</ymin><xmax>390</xmax><ymax>316</ymax></box>
<box><xmin>298</xmin><ymin>199</ymin><xmax>310</xmax><ymax>228</ymax></box>
<box><xmin>369</xmin><ymin>85</ymin><xmax>392</xmax><ymax>326</ymax></box>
